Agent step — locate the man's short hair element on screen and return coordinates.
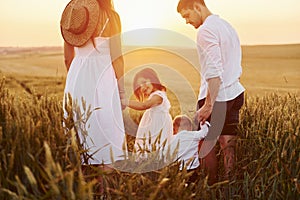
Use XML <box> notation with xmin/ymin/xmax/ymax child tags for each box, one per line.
<box><xmin>177</xmin><ymin>0</ymin><xmax>206</xmax><ymax>13</ymax></box>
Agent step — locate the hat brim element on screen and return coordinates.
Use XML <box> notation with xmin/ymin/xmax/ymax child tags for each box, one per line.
<box><xmin>60</xmin><ymin>0</ymin><xmax>100</xmax><ymax>47</ymax></box>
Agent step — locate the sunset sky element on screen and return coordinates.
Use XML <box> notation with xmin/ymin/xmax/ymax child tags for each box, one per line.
<box><xmin>0</xmin><ymin>0</ymin><xmax>299</xmax><ymax>47</ymax></box>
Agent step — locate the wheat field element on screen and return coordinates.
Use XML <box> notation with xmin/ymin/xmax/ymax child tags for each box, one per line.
<box><xmin>0</xmin><ymin>44</ymin><xmax>299</xmax><ymax>199</ymax></box>
<box><xmin>1</xmin><ymin>44</ymin><xmax>299</xmax><ymax>98</ymax></box>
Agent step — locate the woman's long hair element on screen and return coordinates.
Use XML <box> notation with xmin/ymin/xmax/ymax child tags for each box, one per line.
<box><xmin>98</xmin><ymin>0</ymin><xmax>114</xmax><ymax>11</ymax></box>
<box><xmin>93</xmin><ymin>0</ymin><xmax>120</xmax><ymax>38</ymax></box>
<box><xmin>133</xmin><ymin>68</ymin><xmax>166</xmax><ymax>102</ymax></box>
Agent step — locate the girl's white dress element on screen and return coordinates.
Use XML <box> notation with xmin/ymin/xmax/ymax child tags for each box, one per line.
<box><xmin>134</xmin><ymin>90</ymin><xmax>173</xmax><ymax>151</ymax></box>
<box><xmin>63</xmin><ymin>36</ymin><xmax>125</xmax><ymax>165</ymax></box>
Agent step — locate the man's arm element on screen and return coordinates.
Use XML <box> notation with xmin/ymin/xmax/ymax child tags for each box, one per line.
<box><xmin>197</xmin><ymin>77</ymin><xmax>221</xmax><ymax>124</ymax></box>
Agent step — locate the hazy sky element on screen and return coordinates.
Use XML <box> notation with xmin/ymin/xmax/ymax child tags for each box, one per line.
<box><xmin>0</xmin><ymin>0</ymin><xmax>300</xmax><ymax>47</ymax></box>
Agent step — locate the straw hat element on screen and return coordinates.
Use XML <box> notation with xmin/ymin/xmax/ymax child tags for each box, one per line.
<box><xmin>60</xmin><ymin>0</ymin><xmax>100</xmax><ymax>47</ymax></box>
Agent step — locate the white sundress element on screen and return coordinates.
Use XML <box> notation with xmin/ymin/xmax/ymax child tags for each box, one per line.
<box><xmin>134</xmin><ymin>90</ymin><xmax>173</xmax><ymax>151</ymax></box>
<box><xmin>63</xmin><ymin>23</ymin><xmax>125</xmax><ymax>165</ymax></box>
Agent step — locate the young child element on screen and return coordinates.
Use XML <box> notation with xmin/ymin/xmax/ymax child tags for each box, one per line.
<box><xmin>168</xmin><ymin>115</ymin><xmax>210</xmax><ymax>171</ymax></box>
<box><xmin>123</xmin><ymin>68</ymin><xmax>173</xmax><ymax>153</ymax></box>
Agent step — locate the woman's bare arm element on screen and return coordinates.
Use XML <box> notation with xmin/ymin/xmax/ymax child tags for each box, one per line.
<box><xmin>109</xmin><ymin>13</ymin><xmax>126</xmax><ymax>109</ymax></box>
<box><xmin>63</xmin><ymin>41</ymin><xmax>74</xmax><ymax>71</ymax></box>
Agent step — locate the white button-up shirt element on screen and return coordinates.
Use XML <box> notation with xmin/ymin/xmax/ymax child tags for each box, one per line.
<box><xmin>197</xmin><ymin>15</ymin><xmax>245</xmax><ymax>101</ymax></box>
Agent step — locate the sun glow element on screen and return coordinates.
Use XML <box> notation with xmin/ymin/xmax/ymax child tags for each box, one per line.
<box><xmin>0</xmin><ymin>0</ymin><xmax>299</xmax><ymax>46</ymax></box>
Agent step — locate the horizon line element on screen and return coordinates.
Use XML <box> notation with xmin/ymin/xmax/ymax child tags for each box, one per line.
<box><xmin>1</xmin><ymin>43</ymin><xmax>300</xmax><ymax>49</ymax></box>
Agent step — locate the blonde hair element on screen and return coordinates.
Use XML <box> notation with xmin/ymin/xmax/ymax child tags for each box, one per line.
<box><xmin>173</xmin><ymin>115</ymin><xmax>193</xmax><ymax>131</ymax></box>
<box><xmin>93</xmin><ymin>0</ymin><xmax>121</xmax><ymax>38</ymax></box>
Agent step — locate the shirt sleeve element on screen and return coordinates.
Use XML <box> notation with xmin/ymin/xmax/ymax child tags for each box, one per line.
<box><xmin>191</xmin><ymin>122</ymin><xmax>210</xmax><ymax>140</ymax></box>
<box><xmin>189</xmin><ymin>130</ymin><xmax>207</xmax><ymax>140</ymax></box>
<box><xmin>197</xmin><ymin>28</ymin><xmax>223</xmax><ymax>82</ymax></box>
<box><xmin>148</xmin><ymin>90</ymin><xmax>164</xmax><ymax>100</ymax></box>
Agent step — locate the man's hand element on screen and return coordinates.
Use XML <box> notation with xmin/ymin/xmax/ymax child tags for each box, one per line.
<box><xmin>195</xmin><ymin>103</ymin><xmax>213</xmax><ymax>125</ymax></box>
<box><xmin>195</xmin><ymin>77</ymin><xmax>221</xmax><ymax>125</ymax></box>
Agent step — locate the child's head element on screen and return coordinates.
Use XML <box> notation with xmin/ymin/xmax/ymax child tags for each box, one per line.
<box><xmin>173</xmin><ymin>115</ymin><xmax>193</xmax><ymax>135</ymax></box>
<box><xmin>133</xmin><ymin>68</ymin><xmax>166</xmax><ymax>101</ymax></box>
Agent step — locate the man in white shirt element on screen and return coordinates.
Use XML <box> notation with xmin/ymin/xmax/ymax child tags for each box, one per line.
<box><xmin>177</xmin><ymin>0</ymin><xmax>245</xmax><ymax>185</ymax></box>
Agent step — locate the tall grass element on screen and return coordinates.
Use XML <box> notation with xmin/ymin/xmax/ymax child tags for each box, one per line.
<box><xmin>0</xmin><ymin>76</ymin><xmax>299</xmax><ymax>199</ymax></box>
<box><xmin>236</xmin><ymin>93</ymin><xmax>300</xmax><ymax>199</ymax></box>
<box><xmin>0</xmin><ymin>77</ymin><xmax>94</xmax><ymax>200</ymax></box>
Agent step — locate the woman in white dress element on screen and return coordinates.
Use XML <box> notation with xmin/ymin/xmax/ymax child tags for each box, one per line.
<box><xmin>122</xmin><ymin>68</ymin><xmax>173</xmax><ymax>155</ymax></box>
<box><xmin>61</xmin><ymin>0</ymin><xmax>126</xmax><ymax>174</ymax></box>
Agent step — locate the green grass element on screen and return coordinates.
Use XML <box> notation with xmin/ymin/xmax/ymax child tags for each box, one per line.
<box><xmin>0</xmin><ymin>77</ymin><xmax>299</xmax><ymax>199</ymax></box>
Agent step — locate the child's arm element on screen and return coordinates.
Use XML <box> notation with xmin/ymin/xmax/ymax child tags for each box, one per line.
<box><xmin>192</xmin><ymin>122</ymin><xmax>210</xmax><ymax>140</ymax></box>
<box><xmin>124</xmin><ymin>94</ymin><xmax>163</xmax><ymax>111</ymax></box>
